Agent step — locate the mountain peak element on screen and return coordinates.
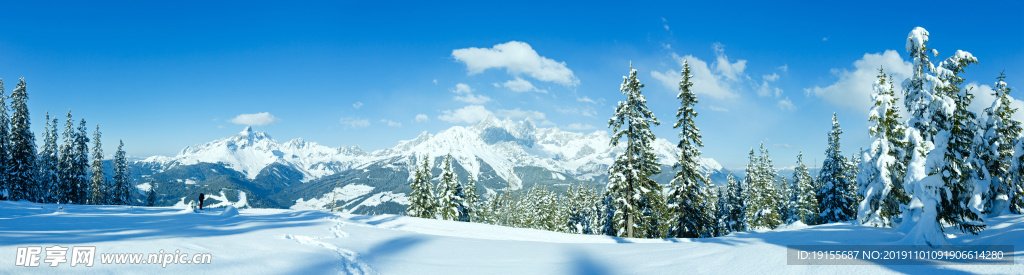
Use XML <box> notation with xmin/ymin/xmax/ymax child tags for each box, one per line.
<box><xmin>234</xmin><ymin>126</ymin><xmax>272</xmax><ymax>141</ymax></box>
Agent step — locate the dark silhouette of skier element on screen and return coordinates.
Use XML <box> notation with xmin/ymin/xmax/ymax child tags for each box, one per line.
<box><xmin>199</xmin><ymin>193</ymin><xmax>205</xmax><ymax>210</ymax></box>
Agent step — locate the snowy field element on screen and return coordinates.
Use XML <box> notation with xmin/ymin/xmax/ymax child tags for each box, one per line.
<box><xmin>1</xmin><ymin>201</ymin><xmax>1021</xmax><ymax>274</ymax></box>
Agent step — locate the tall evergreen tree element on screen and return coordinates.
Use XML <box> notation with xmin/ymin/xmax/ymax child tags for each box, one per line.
<box><xmin>724</xmin><ymin>173</ymin><xmax>746</xmax><ymax>232</ymax></box>
<box><xmin>565</xmin><ymin>183</ymin><xmax>600</xmax><ymax>234</ymax></box>
<box><xmin>436</xmin><ymin>154</ymin><xmax>462</xmax><ymax>220</ymax></box>
<box><xmin>37</xmin><ymin>113</ymin><xmax>59</xmax><ymax>203</ymax></box>
<box><xmin>979</xmin><ymin>72</ymin><xmax>1021</xmax><ymax>215</ymax></box>
<box><xmin>462</xmin><ymin>175</ymin><xmax>480</xmax><ymax>222</ymax></box>
<box><xmin>8</xmin><ymin>78</ymin><xmax>38</xmax><ymax>201</ymax></box>
<box><xmin>932</xmin><ymin>51</ymin><xmax>986</xmax><ymax>235</ymax></box>
<box><xmin>903</xmin><ymin>27</ymin><xmax>945</xmax><ymax>143</ymax></box>
<box><xmin>788</xmin><ymin>152</ymin><xmax>819</xmax><ymax>225</ymax></box>
<box><xmin>72</xmin><ymin>119</ymin><xmax>90</xmax><ymax>204</ymax></box>
<box><xmin>1010</xmin><ymin>137</ymin><xmax>1024</xmax><ymax>214</ymax></box>
<box><xmin>0</xmin><ymin>79</ymin><xmax>9</xmax><ymax>200</ymax></box>
<box><xmin>89</xmin><ymin>124</ymin><xmax>105</xmax><ymax>205</ymax></box>
<box><xmin>146</xmin><ymin>180</ymin><xmax>157</xmax><ymax>207</ymax></box>
<box><xmin>606</xmin><ymin>62</ymin><xmax>663</xmax><ymax>238</ymax></box>
<box><xmin>818</xmin><ymin>113</ymin><xmax>856</xmax><ymax>223</ymax></box>
<box><xmin>858</xmin><ymin>68</ymin><xmax>910</xmax><ymax>227</ymax></box>
<box><xmin>666</xmin><ymin>60</ymin><xmax>713</xmax><ymax>238</ymax></box>
<box><xmin>57</xmin><ymin>110</ymin><xmax>76</xmax><ymax>204</ymax></box>
<box><xmin>406</xmin><ymin>154</ymin><xmax>435</xmax><ymax>218</ymax></box>
<box><xmin>746</xmin><ymin>144</ymin><xmax>782</xmax><ymax>229</ymax></box>
<box><xmin>112</xmin><ymin>140</ymin><xmax>131</xmax><ymax>205</ymax></box>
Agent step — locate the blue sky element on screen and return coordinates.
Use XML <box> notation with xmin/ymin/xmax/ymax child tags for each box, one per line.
<box><xmin>1</xmin><ymin>1</ymin><xmax>1021</xmax><ymax>170</ymax></box>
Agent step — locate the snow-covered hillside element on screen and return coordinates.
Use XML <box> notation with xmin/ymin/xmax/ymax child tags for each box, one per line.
<box><xmin>1</xmin><ymin>201</ymin><xmax>1020</xmax><ymax>274</ymax></box>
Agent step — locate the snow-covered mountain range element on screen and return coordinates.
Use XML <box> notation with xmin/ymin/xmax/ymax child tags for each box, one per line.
<box><xmin>133</xmin><ymin>115</ymin><xmax>731</xmax><ymax>213</ymax></box>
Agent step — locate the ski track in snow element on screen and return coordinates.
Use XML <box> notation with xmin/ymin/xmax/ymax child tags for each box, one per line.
<box><xmin>284</xmin><ymin>217</ymin><xmax>373</xmax><ymax>274</ymax></box>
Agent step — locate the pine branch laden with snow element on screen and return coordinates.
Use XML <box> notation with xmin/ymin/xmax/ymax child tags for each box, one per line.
<box><xmin>436</xmin><ymin>154</ymin><xmax>464</xmax><ymax>221</ymax></box>
<box><xmin>744</xmin><ymin>144</ymin><xmax>782</xmax><ymax>229</ymax></box>
<box><xmin>817</xmin><ymin>113</ymin><xmax>856</xmax><ymax>224</ymax></box>
<box><xmin>606</xmin><ymin>62</ymin><xmax>664</xmax><ymax>238</ymax></box>
<box><xmin>667</xmin><ymin>60</ymin><xmax>714</xmax><ymax>238</ymax></box>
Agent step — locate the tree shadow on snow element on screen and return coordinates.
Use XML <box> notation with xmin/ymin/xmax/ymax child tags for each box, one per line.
<box><xmin>567</xmin><ymin>249</ymin><xmax>611</xmax><ymax>275</ymax></box>
<box><xmin>362</xmin><ymin>235</ymin><xmax>430</xmax><ymax>265</ymax></box>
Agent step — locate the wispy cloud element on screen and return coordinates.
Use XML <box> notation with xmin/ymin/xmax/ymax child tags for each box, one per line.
<box><xmin>230</xmin><ymin>112</ymin><xmax>280</xmax><ymax>126</ymax></box>
<box><xmin>566</xmin><ymin>123</ymin><xmax>596</xmax><ymax>131</ymax></box>
<box><xmin>502</xmin><ymin>77</ymin><xmax>547</xmax><ymax>93</ymax></box>
<box><xmin>452</xmin><ymin>41</ymin><xmax>579</xmax><ymax>86</ymax></box>
<box><xmin>495</xmin><ymin>108</ymin><xmax>545</xmax><ymax>120</ymax></box>
<box><xmin>415</xmin><ymin>114</ymin><xmax>430</xmax><ymax>122</ymax></box>
<box><xmin>778</xmin><ymin>98</ymin><xmax>796</xmax><ymax>111</ymax></box>
<box><xmin>439</xmin><ymin>105</ymin><xmax>493</xmax><ymax>124</ymax></box>
<box><xmin>340</xmin><ymin>117</ymin><xmax>370</xmax><ymax>128</ymax></box>
<box><xmin>353</xmin><ymin>102</ymin><xmax>363</xmax><ymax>109</ymax></box>
<box><xmin>651</xmin><ymin>52</ymin><xmax>739</xmax><ymax>99</ymax></box>
<box><xmin>380</xmin><ymin>119</ymin><xmax>401</xmax><ymax>127</ymax></box>
<box><xmin>451</xmin><ymin>83</ymin><xmax>491</xmax><ymax>104</ymax></box>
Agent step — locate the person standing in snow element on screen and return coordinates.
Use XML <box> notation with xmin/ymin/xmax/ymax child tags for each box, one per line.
<box><xmin>199</xmin><ymin>193</ymin><xmax>205</xmax><ymax>210</ymax></box>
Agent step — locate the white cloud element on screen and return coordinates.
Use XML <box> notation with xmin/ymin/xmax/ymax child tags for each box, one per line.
<box><xmin>577</xmin><ymin>96</ymin><xmax>596</xmax><ymax>104</ymax></box>
<box><xmin>230</xmin><ymin>112</ymin><xmax>280</xmax><ymax>126</ymax></box>
<box><xmin>823</xmin><ymin>37</ymin><xmax>829</xmax><ymax>42</ymax></box>
<box><xmin>455</xmin><ymin>93</ymin><xmax>491</xmax><ymax>104</ymax></box>
<box><xmin>662</xmin><ymin>43</ymin><xmax>672</xmax><ymax>50</ymax></box>
<box><xmin>433</xmin><ymin>79</ymin><xmax>438</xmax><ymax>85</ymax></box>
<box><xmin>804</xmin><ymin>50</ymin><xmax>912</xmax><ymax>112</ymax></box>
<box><xmin>778</xmin><ymin>98</ymin><xmax>796</xmax><ymax>111</ymax></box>
<box><xmin>439</xmin><ymin>105</ymin><xmax>493</xmax><ymax>124</ymax></box>
<box><xmin>340</xmin><ymin>117</ymin><xmax>370</xmax><ymax>128</ymax></box>
<box><xmin>968</xmin><ymin>82</ymin><xmax>1024</xmax><ymax>123</ymax></box>
<box><xmin>778</xmin><ymin>64</ymin><xmax>789</xmax><ymax>72</ymax></box>
<box><xmin>452</xmin><ymin>41</ymin><xmax>579</xmax><ymax>86</ymax></box>
<box><xmin>353</xmin><ymin>102</ymin><xmax>363</xmax><ymax>109</ymax></box>
<box><xmin>774</xmin><ymin>143</ymin><xmax>794</xmax><ymax>149</ymax></box>
<box><xmin>712</xmin><ymin>43</ymin><xmax>747</xmax><ymax>81</ymax></box>
<box><xmin>415</xmin><ymin>114</ymin><xmax>430</xmax><ymax>122</ymax></box>
<box><xmin>708</xmin><ymin>106</ymin><xmax>729</xmax><ymax>112</ymax></box>
<box><xmin>495</xmin><ymin>108</ymin><xmax>546</xmax><ymax>120</ymax></box>
<box><xmin>502</xmin><ymin>77</ymin><xmax>547</xmax><ymax>93</ymax></box>
<box><xmin>380</xmin><ymin>119</ymin><xmax>401</xmax><ymax>127</ymax></box>
<box><xmin>566</xmin><ymin>123</ymin><xmax>596</xmax><ymax>131</ymax></box>
<box><xmin>451</xmin><ymin>83</ymin><xmax>491</xmax><ymax>104</ymax></box>
<box><xmin>763</xmin><ymin>73</ymin><xmax>779</xmax><ymax>82</ymax></box>
<box><xmin>651</xmin><ymin>53</ymin><xmax>738</xmax><ymax>99</ymax></box>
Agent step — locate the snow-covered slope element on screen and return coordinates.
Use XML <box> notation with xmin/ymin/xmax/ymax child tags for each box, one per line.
<box><xmin>2</xmin><ymin>201</ymin><xmax>1020</xmax><ymax>274</ymax></box>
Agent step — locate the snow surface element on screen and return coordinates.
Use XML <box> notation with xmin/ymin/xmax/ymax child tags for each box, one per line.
<box><xmin>1</xmin><ymin>201</ymin><xmax>1020</xmax><ymax>274</ymax></box>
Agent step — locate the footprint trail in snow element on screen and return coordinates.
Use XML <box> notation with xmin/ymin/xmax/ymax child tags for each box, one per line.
<box><xmin>284</xmin><ymin>217</ymin><xmax>373</xmax><ymax>274</ymax></box>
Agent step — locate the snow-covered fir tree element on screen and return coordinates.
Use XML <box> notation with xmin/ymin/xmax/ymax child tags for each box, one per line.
<box><xmin>788</xmin><ymin>152</ymin><xmax>818</xmax><ymax>225</ymax></box>
<box><xmin>902</xmin><ymin>27</ymin><xmax>946</xmax><ymax>143</ymax></box>
<box><xmin>406</xmin><ymin>154</ymin><xmax>435</xmax><ymax>218</ymax></box>
<box><xmin>724</xmin><ymin>173</ymin><xmax>746</xmax><ymax>232</ymax></box>
<box><xmin>8</xmin><ymin>78</ymin><xmax>38</xmax><ymax>201</ymax></box>
<box><xmin>461</xmin><ymin>175</ymin><xmax>480</xmax><ymax>222</ymax></box>
<box><xmin>817</xmin><ymin>113</ymin><xmax>856</xmax><ymax>224</ymax></box>
<box><xmin>111</xmin><ymin>140</ymin><xmax>131</xmax><ymax>205</ymax></box>
<box><xmin>37</xmin><ymin>113</ymin><xmax>59</xmax><ymax>203</ymax></box>
<box><xmin>146</xmin><ymin>180</ymin><xmax>157</xmax><ymax>206</ymax></box>
<box><xmin>745</xmin><ymin>144</ymin><xmax>782</xmax><ymax>229</ymax></box>
<box><xmin>565</xmin><ymin>183</ymin><xmax>600</xmax><ymax>234</ymax></box>
<box><xmin>933</xmin><ymin>49</ymin><xmax>986</xmax><ymax>235</ymax></box>
<box><xmin>666</xmin><ymin>60</ymin><xmax>714</xmax><ymax>238</ymax></box>
<box><xmin>436</xmin><ymin>154</ymin><xmax>462</xmax><ymax>221</ymax></box>
<box><xmin>0</xmin><ymin>79</ymin><xmax>10</xmax><ymax>201</ymax></box>
<box><xmin>57</xmin><ymin>110</ymin><xmax>77</xmax><ymax>204</ymax></box>
<box><xmin>1010</xmin><ymin>136</ymin><xmax>1024</xmax><ymax>214</ymax></box>
<box><xmin>89</xmin><ymin>124</ymin><xmax>105</xmax><ymax>205</ymax></box>
<box><xmin>778</xmin><ymin>174</ymin><xmax>791</xmax><ymax>224</ymax></box>
<box><xmin>606</xmin><ymin>62</ymin><xmax>664</xmax><ymax>238</ymax></box>
<box><xmin>714</xmin><ymin>187</ymin><xmax>730</xmax><ymax>236</ymax></box>
<box><xmin>979</xmin><ymin>72</ymin><xmax>1021</xmax><ymax>215</ymax></box>
<box><xmin>898</xmin><ymin>27</ymin><xmax>988</xmax><ymax>246</ymax></box>
<box><xmin>858</xmin><ymin>68</ymin><xmax>910</xmax><ymax>227</ymax></box>
<box><xmin>73</xmin><ymin>119</ymin><xmax>90</xmax><ymax>204</ymax></box>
